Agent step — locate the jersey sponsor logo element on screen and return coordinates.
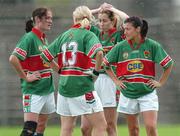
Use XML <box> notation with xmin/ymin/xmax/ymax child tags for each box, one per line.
<box><xmin>123</xmin><ymin>52</ymin><xmax>129</xmax><ymax>60</ymax></box>
<box><xmin>127</xmin><ymin>60</ymin><xmax>144</xmax><ymax>73</ymax></box>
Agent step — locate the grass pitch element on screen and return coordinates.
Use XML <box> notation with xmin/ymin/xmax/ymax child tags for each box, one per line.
<box><xmin>0</xmin><ymin>124</ymin><xmax>180</xmax><ymax>136</ymax></box>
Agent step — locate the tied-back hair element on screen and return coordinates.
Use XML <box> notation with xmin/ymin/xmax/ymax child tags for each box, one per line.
<box><xmin>73</xmin><ymin>6</ymin><xmax>93</xmax><ymax>28</ymax></box>
<box><xmin>25</xmin><ymin>18</ymin><xmax>33</xmax><ymax>33</ymax></box>
<box><xmin>25</xmin><ymin>7</ymin><xmax>50</xmax><ymax>33</ymax></box>
<box><xmin>124</xmin><ymin>16</ymin><xmax>148</xmax><ymax>38</ymax></box>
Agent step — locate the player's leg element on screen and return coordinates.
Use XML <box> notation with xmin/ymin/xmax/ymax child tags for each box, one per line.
<box><xmin>20</xmin><ymin>113</ymin><xmax>38</xmax><ymax>136</ymax></box>
<box><xmin>104</xmin><ymin>107</ymin><xmax>118</xmax><ymax>136</ymax></box>
<box><xmin>34</xmin><ymin>114</ymin><xmax>49</xmax><ymax>136</ymax></box>
<box><xmin>85</xmin><ymin>111</ymin><xmax>107</xmax><ymax>136</ymax></box>
<box><xmin>20</xmin><ymin>94</ymin><xmax>40</xmax><ymax>136</ymax></box>
<box><xmin>34</xmin><ymin>92</ymin><xmax>56</xmax><ymax>136</ymax></box>
<box><xmin>81</xmin><ymin>115</ymin><xmax>93</xmax><ymax>136</ymax></box>
<box><xmin>60</xmin><ymin>116</ymin><xmax>77</xmax><ymax>136</ymax></box>
<box><xmin>56</xmin><ymin>93</ymin><xmax>78</xmax><ymax>136</ymax></box>
<box><xmin>142</xmin><ymin>111</ymin><xmax>158</xmax><ymax>136</ymax></box>
<box><xmin>117</xmin><ymin>93</ymin><xmax>140</xmax><ymax>136</ymax></box>
<box><xmin>126</xmin><ymin>114</ymin><xmax>140</xmax><ymax>136</ymax></box>
<box><xmin>95</xmin><ymin>74</ymin><xmax>118</xmax><ymax>136</ymax></box>
<box><xmin>139</xmin><ymin>91</ymin><xmax>159</xmax><ymax>136</ymax></box>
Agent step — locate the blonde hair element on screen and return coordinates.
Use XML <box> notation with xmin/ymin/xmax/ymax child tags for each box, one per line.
<box><xmin>73</xmin><ymin>6</ymin><xmax>92</xmax><ymax>28</ymax></box>
<box><xmin>115</xmin><ymin>14</ymin><xmax>124</xmax><ymax>30</ymax></box>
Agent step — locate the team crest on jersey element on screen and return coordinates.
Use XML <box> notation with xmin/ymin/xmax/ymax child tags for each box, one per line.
<box><xmin>127</xmin><ymin>60</ymin><xmax>144</xmax><ymax>73</ymax></box>
<box><xmin>144</xmin><ymin>50</ymin><xmax>150</xmax><ymax>58</ymax></box>
<box><xmin>123</xmin><ymin>52</ymin><xmax>129</xmax><ymax>60</ymax></box>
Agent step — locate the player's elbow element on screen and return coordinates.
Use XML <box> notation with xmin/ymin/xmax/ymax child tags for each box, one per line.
<box><xmin>9</xmin><ymin>55</ymin><xmax>14</xmax><ymax>63</ymax></box>
<box><xmin>9</xmin><ymin>55</ymin><xmax>18</xmax><ymax>64</ymax></box>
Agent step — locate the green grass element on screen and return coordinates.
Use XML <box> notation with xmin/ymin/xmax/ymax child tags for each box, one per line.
<box><xmin>0</xmin><ymin>125</ymin><xmax>180</xmax><ymax>136</ymax></box>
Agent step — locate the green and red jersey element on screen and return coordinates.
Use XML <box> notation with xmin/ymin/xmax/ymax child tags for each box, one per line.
<box><xmin>90</xmin><ymin>26</ymin><xmax>124</xmax><ymax>73</ymax></box>
<box><xmin>12</xmin><ymin>28</ymin><xmax>54</xmax><ymax>95</ymax></box>
<box><xmin>41</xmin><ymin>24</ymin><xmax>103</xmax><ymax>97</ymax></box>
<box><xmin>99</xmin><ymin>27</ymin><xmax>123</xmax><ymax>51</ymax></box>
<box><xmin>104</xmin><ymin>38</ymin><xmax>173</xmax><ymax>98</ymax></box>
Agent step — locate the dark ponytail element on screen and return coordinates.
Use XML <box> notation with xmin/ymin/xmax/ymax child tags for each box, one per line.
<box><xmin>124</xmin><ymin>16</ymin><xmax>148</xmax><ymax>38</ymax></box>
<box><xmin>25</xmin><ymin>19</ymin><xmax>33</xmax><ymax>33</ymax></box>
<box><xmin>141</xmin><ymin>20</ymin><xmax>148</xmax><ymax>38</ymax></box>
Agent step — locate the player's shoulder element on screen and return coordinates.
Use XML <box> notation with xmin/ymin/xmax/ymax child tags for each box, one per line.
<box><xmin>116</xmin><ymin>40</ymin><xmax>128</xmax><ymax>47</ymax></box>
<box><xmin>145</xmin><ymin>38</ymin><xmax>162</xmax><ymax>48</ymax></box>
<box><xmin>18</xmin><ymin>32</ymin><xmax>33</xmax><ymax>42</ymax></box>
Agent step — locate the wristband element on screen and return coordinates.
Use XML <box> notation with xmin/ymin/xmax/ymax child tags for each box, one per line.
<box><xmin>58</xmin><ymin>69</ymin><xmax>61</xmax><ymax>74</ymax></box>
<box><xmin>92</xmin><ymin>69</ymin><xmax>99</xmax><ymax>76</ymax></box>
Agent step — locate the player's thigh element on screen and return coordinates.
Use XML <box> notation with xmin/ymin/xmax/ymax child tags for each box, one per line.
<box><xmin>117</xmin><ymin>93</ymin><xmax>139</xmax><ymax>114</ymax></box>
<box><xmin>125</xmin><ymin>114</ymin><xmax>140</xmax><ymax>129</ymax></box>
<box><xmin>142</xmin><ymin>110</ymin><xmax>158</xmax><ymax>127</ymax></box>
<box><xmin>81</xmin><ymin>115</ymin><xmax>92</xmax><ymax>128</ymax></box>
<box><xmin>41</xmin><ymin>92</ymin><xmax>56</xmax><ymax>114</ymax></box>
<box><xmin>37</xmin><ymin>114</ymin><xmax>49</xmax><ymax>125</ymax></box>
<box><xmin>95</xmin><ymin>74</ymin><xmax>117</xmax><ymax>107</ymax></box>
<box><xmin>24</xmin><ymin>112</ymin><xmax>39</xmax><ymax>122</ymax></box>
<box><xmin>104</xmin><ymin>107</ymin><xmax>118</xmax><ymax>124</ymax></box>
<box><xmin>57</xmin><ymin>91</ymin><xmax>103</xmax><ymax>116</ymax></box>
<box><xmin>85</xmin><ymin>111</ymin><xmax>106</xmax><ymax>128</ymax></box>
<box><xmin>61</xmin><ymin>116</ymin><xmax>77</xmax><ymax>130</ymax></box>
<box><xmin>139</xmin><ymin>90</ymin><xmax>159</xmax><ymax>112</ymax></box>
<box><xmin>23</xmin><ymin>94</ymin><xmax>44</xmax><ymax>121</ymax></box>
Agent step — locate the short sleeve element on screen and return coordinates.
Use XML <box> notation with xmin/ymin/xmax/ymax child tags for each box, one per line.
<box><xmin>153</xmin><ymin>42</ymin><xmax>173</xmax><ymax>69</ymax></box>
<box><xmin>103</xmin><ymin>45</ymin><xmax>119</xmax><ymax>66</ymax></box>
<box><xmin>12</xmin><ymin>34</ymin><xmax>30</xmax><ymax>60</ymax></box>
<box><xmin>85</xmin><ymin>31</ymin><xmax>103</xmax><ymax>59</ymax></box>
<box><xmin>41</xmin><ymin>37</ymin><xmax>61</xmax><ymax>62</ymax></box>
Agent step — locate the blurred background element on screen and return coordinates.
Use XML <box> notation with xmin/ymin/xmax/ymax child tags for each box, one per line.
<box><xmin>0</xmin><ymin>0</ymin><xmax>179</xmax><ymax>126</ymax></box>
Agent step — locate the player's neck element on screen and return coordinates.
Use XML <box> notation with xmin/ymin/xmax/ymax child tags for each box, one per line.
<box><xmin>132</xmin><ymin>35</ymin><xmax>142</xmax><ymax>44</ymax></box>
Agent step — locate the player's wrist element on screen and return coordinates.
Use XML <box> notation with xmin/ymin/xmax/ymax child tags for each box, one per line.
<box><xmin>58</xmin><ymin>68</ymin><xmax>61</xmax><ymax>74</ymax></box>
<box><xmin>92</xmin><ymin>69</ymin><xmax>99</xmax><ymax>76</ymax></box>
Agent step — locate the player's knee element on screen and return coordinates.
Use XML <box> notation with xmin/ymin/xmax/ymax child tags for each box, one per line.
<box><xmin>106</xmin><ymin>121</ymin><xmax>117</xmax><ymax>133</ymax></box>
<box><xmin>36</xmin><ymin>122</ymin><xmax>46</xmax><ymax>133</ymax></box>
<box><xmin>20</xmin><ymin>121</ymin><xmax>37</xmax><ymax>136</ymax></box>
<box><xmin>81</xmin><ymin>125</ymin><xmax>92</xmax><ymax>136</ymax></box>
<box><xmin>129</xmin><ymin>125</ymin><xmax>139</xmax><ymax>136</ymax></box>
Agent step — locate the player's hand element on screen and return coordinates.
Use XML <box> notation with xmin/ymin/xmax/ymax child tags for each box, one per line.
<box><xmin>147</xmin><ymin>79</ymin><xmax>162</xmax><ymax>89</ymax></box>
<box><xmin>114</xmin><ymin>79</ymin><xmax>127</xmax><ymax>90</ymax></box>
<box><xmin>26</xmin><ymin>71</ymin><xmax>41</xmax><ymax>82</ymax></box>
<box><xmin>100</xmin><ymin>2</ymin><xmax>113</xmax><ymax>11</ymax></box>
<box><xmin>103</xmin><ymin>48</ymin><xmax>110</xmax><ymax>54</ymax></box>
<box><xmin>84</xmin><ymin>69</ymin><xmax>99</xmax><ymax>81</ymax></box>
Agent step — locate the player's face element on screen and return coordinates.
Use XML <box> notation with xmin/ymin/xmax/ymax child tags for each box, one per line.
<box><xmin>39</xmin><ymin>11</ymin><xmax>53</xmax><ymax>31</ymax></box>
<box><xmin>98</xmin><ymin>13</ymin><xmax>114</xmax><ymax>32</ymax></box>
<box><xmin>124</xmin><ymin>22</ymin><xmax>140</xmax><ymax>41</ymax></box>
